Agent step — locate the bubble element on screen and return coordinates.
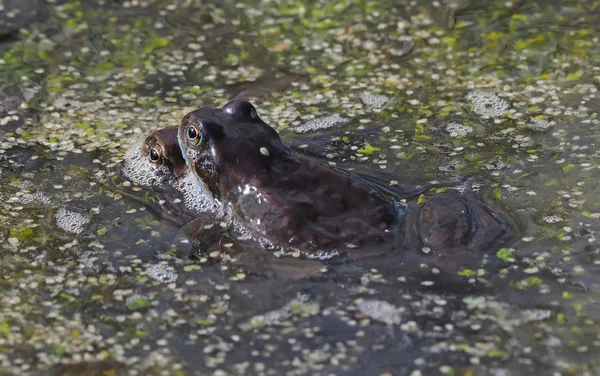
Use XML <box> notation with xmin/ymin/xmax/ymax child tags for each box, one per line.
<box><xmin>438</xmin><ymin>159</ymin><xmax>464</xmax><ymax>173</ymax></box>
<box><xmin>303</xmin><ymin>249</ymin><xmax>341</xmax><ymax>260</ymax></box>
<box><xmin>294</xmin><ymin>114</ymin><xmax>348</xmax><ymax>134</ymax></box>
<box><xmin>9</xmin><ymin>179</ymin><xmax>34</xmax><ymax>188</ymax></box>
<box><xmin>174</xmin><ymin>171</ymin><xmax>219</xmax><ymax>214</ymax></box>
<box><xmin>78</xmin><ymin>251</ymin><xmax>111</xmax><ymax>275</ymax></box>
<box><xmin>543</xmin><ymin>215</ymin><xmax>563</xmax><ymax>224</ymax></box>
<box><xmin>445</xmin><ymin>122</ymin><xmax>473</xmax><ymax>137</ymax></box>
<box><xmin>240</xmin><ymin>293</ymin><xmax>317</xmax><ymax>330</ymax></box>
<box><xmin>19</xmin><ymin>191</ymin><xmax>52</xmax><ymax>206</ymax></box>
<box><xmin>55</xmin><ymin>207</ymin><xmax>90</xmax><ymax>234</ymax></box>
<box><xmin>466</xmin><ymin>92</ymin><xmax>510</xmax><ymax>117</ymax></box>
<box><xmin>357</xmin><ymin>299</ymin><xmax>403</xmax><ymax>325</ymax></box>
<box><xmin>359</xmin><ymin>92</ymin><xmax>389</xmax><ymax>108</ymax></box>
<box><xmin>146</xmin><ymin>263</ymin><xmax>178</xmax><ymax>284</ymax></box>
<box><xmin>526</xmin><ymin>119</ymin><xmax>555</xmax><ymax>131</ymax></box>
<box><xmin>484</xmin><ymin>156</ymin><xmax>509</xmax><ymax>171</ymax></box>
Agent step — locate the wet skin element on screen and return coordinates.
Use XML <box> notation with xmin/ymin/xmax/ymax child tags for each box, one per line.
<box><xmin>178</xmin><ymin>100</ymin><xmax>401</xmax><ymax>255</ymax></box>
<box><xmin>177</xmin><ymin>100</ymin><xmax>515</xmax><ymax>263</ymax></box>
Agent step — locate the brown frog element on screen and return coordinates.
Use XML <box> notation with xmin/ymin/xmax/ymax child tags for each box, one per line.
<box><xmin>177</xmin><ymin>100</ymin><xmax>515</xmax><ymax>267</ymax></box>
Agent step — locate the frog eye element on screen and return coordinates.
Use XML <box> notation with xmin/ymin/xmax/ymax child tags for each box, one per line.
<box><xmin>187</xmin><ymin>123</ymin><xmax>203</xmax><ymax>146</ymax></box>
<box><xmin>149</xmin><ymin>148</ymin><xmax>161</xmax><ymax>163</ymax></box>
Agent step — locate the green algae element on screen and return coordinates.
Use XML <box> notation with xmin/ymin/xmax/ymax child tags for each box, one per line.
<box><xmin>496</xmin><ymin>248</ymin><xmax>512</xmax><ymax>262</ymax></box>
<box><xmin>356</xmin><ymin>144</ymin><xmax>381</xmax><ymax>154</ymax></box>
<box><xmin>0</xmin><ymin>319</ymin><xmax>10</xmax><ymax>339</ymax></box>
<box><xmin>126</xmin><ymin>297</ymin><xmax>152</xmax><ymax>310</ymax></box>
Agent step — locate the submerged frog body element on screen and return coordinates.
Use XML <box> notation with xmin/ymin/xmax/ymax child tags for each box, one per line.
<box><xmin>398</xmin><ymin>189</ymin><xmax>514</xmax><ymax>270</ymax></box>
<box><xmin>177</xmin><ymin>100</ymin><xmax>515</xmax><ymax>264</ymax></box>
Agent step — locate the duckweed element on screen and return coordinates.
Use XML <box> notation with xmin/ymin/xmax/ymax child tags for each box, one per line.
<box><xmin>0</xmin><ymin>0</ymin><xmax>599</xmax><ymax>374</ymax></box>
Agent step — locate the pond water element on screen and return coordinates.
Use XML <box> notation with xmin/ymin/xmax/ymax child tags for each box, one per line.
<box><xmin>1</xmin><ymin>0</ymin><xmax>600</xmax><ymax>375</ymax></box>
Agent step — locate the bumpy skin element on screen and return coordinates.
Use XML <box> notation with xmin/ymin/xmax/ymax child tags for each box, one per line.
<box><xmin>177</xmin><ymin>100</ymin><xmax>515</xmax><ymax>262</ymax></box>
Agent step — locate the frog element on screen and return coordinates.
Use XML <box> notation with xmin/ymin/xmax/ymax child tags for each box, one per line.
<box><xmin>126</xmin><ymin>126</ymin><xmax>327</xmax><ymax>277</ymax></box>
<box><xmin>177</xmin><ymin>99</ymin><xmax>516</xmax><ymax>267</ymax></box>
<box><xmin>178</xmin><ymin>100</ymin><xmax>401</xmax><ymax>257</ymax></box>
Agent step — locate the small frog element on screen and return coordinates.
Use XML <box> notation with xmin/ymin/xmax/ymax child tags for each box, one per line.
<box><xmin>141</xmin><ymin>127</ymin><xmax>188</xmax><ymax>181</ymax></box>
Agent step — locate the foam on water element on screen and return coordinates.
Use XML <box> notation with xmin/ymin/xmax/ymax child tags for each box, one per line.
<box><xmin>357</xmin><ymin>299</ymin><xmax>403</xmax><ymax>325</ymax></box>
<box><xmin>359</xmin><ymin>92</ymin><xmax>389</xmax><ymax>108</ymax></box>
<box><xmin>466</xmin><ymin>91</ymin><xmax>510</xmax><ymax>118</ymax></box>
<box><xmin>173</xmin><ymin>171</ymin><xmax>219</xmax><ymax>214</ymax></box>
<box><xmin>294</xmin><ymin>114</ymin><xmax>348</xmax><ymax>134</ymax></box>
<box><xmin>9</xmin><ymin>179</ymin><xmax>34</xmax><ymax>188</ymax></box>
<box><xmin>240</xmin><ymin>293</ymin><xmax>317</xmax><ymax>330</ymax></box>
<box><xmin>303</xmin><ymin>249</ymin><xmax>341</xmax><ymax>260</ymax></box>
<box><xmin>484</xmin><ymin>156</ymin><xmax>509</xmax><ymax>171</ymax></box>
<box><xmin>55</xmin><ymin>207</ymin><xmax>90</xmax><ymax>234</ymax></box>
<box><xmin>543</xmin><ymin>215</ymin><xmax>563</xmax><ymax>224</ymax></box>
<box><xmin>438</xmin><ymin>159</ymin><xmax>464</xmax><ymax>173</ymax></box>
<box><xmin>19</xmin><ymin>191</ymin><xmax>52</xmax><ymax>206</ymax></box>
<box><xmin>146</xmin><ymin>263</ymin><xmax>178</xmax><ymax>284</ymax></box>
<box><xmin>526</xmin><ymin>119</ymin><xmax>555</xmax><ymax>131</ymax></box>
<box><xmin>445</xmin><ymin>122</ymin><xmax>473</xmax><ymax>137</ymax></box>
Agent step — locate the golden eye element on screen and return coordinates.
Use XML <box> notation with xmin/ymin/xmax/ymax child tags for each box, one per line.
<box><xmin>187</xmin><ymin>123</ymin><xmax>202</xmax><ymax>146</ymax></box>
<box><xmin>150</xmin><ymin>148</ymin><xmax>161</xmax><ymax>163</ymax></box>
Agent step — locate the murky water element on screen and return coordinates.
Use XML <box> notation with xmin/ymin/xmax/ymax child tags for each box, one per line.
<box><xmin>1</xmin><ymin>0</ymin><xmax>600</xmax><ymax>375</ymax></box>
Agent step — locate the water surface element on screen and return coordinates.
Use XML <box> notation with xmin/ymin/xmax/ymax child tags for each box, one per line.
<box><xmin>1</xmin><ymin>0</ymin><xmax>599</xmax><ymax>374</ymax></box>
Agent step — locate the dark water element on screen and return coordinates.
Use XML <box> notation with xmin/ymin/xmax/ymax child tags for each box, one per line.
<box><xmin>1</xmin><ymin>0</ymin><xmax>600</xmax><ymax>375</ymax></box>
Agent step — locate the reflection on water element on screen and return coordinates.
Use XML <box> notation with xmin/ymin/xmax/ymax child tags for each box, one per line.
<box><xmin>1</xmin><ymin>0</ymin><xmax>600</xmax><ymax>374</ymax></box>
